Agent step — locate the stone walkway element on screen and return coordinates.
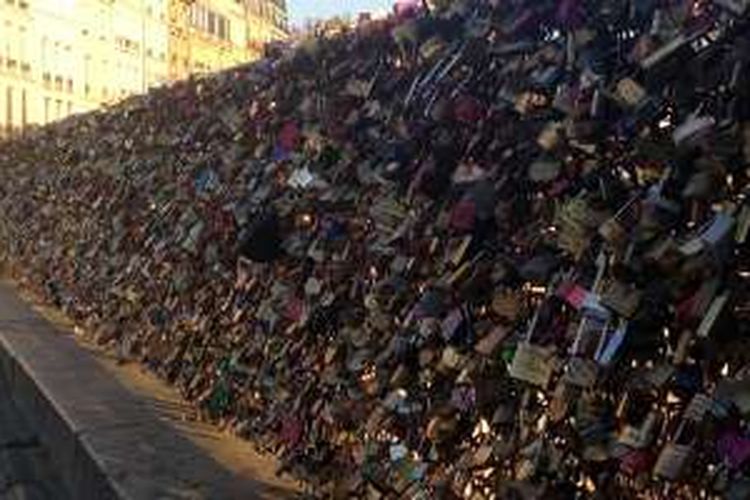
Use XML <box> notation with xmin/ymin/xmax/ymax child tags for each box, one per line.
<box><xmin>0</xmin><ymin>378</ymin><xmax>70</xmax><ymax>500</ymax></box>
<box><xmin>0</xmin><ymin>280</ymin><xmax>300</xmax><ymax>499</ymax></box>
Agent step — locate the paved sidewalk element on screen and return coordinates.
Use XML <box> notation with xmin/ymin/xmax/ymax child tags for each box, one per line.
<box><xmin>0</xmin><ymin>376</ymin><xmax>70</xmax><ymax>500</ymax></box>
<box><xmin>0</xmin><ymin>280</ymin><xmax>300</xmax><ymax>499</ymax></box>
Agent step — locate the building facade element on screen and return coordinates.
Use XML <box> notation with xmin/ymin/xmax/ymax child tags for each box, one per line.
<box><xmin>167</xmin><ymin>0</ymin><xmax>288</xmax><ymax>81</ymax></box>
<box><xmin>0</xmin><ymin>0</ymin><xmax>287</xmax><ymax>138</ymax></box>
<box><xmin>246</xmin><ymin>0</ymin><xmax>287</xmax><ymax>54</ymax></box>
<box><xmin>168</xmin><ymin>0</ymin><xmax>253</xmax><ymax>80</ymax></box>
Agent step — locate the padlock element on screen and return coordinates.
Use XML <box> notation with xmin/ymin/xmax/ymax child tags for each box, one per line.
<box><xmin>509</xmin><ymin>294</ymin><xmax>559</xmax><ymax>387</ymax></box>
<box><xmin>654</xmin><ymin>442</ymin><xmax>693</xmax><ymax>480</ymax></box>
<box><xmin>509</xmin><ymin>343</ymin><xmax>557</xmax><ymax>387</ymax></box>
<box><xmin>563</xmin><ymin>356</ymin><xmax>598</xmax><ymax>388</ymax></box>
<box><xmin>600</xmin><ymin>280</ymin><xmax>642</xmax><ymax>318</ymax></box>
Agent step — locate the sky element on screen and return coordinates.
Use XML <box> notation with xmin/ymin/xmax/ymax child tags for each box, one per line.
<box><xmin>288</xmin><ymin>0</ymin><xmax>395</xmax><ymax>26</ymax></box>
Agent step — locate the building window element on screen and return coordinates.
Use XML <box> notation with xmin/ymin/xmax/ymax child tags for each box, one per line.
<box><xmin>189</xmin><ymin>4</ymin><xmax>230</xmax><ymax>40</ymax></box>
<box><xmin>115</xmin><ymin>36</ymin><xmax>139</xmax><ymax>53</ymax></box>
<box><xmin>218</xmin><ymin>18</ymin><xmax>230</xmax><ymax>40</ymax></box>
<box><xmin>41</xmin><ymin>36</ymin><xmax>47</xmax><ymax>70</ymax></box>
<box><xmin>55</xmin><ymin>99</ymin><xmax>62</xmax><ymax>119</ymax></box>
<box><xmin>21</xmin><ymin>89</ymin><xmax>26</xmax><ymax>129</ymax></box>
<box><xmin>44</xmin><ymin>97</ymin><xmax>50</xmax><ymax>123</ymax></box>
<box><xmin>67</xmin><ymin>101</ymin><xmax>72</xmax><ymax>115</ymax></box>
<box><xmin>208</xmin><ymin>11</ymin><xmax>216</xmax><ymax>34</ymax></box>
<box><xmin>5</xmin><ymin>86</ymin><xmax>12</xmax><ymax>133</ymax></box>
<box><xmin>84</xmin><ymin>54</ymin><xmax>91</xmax><ymax>95</ymax></box>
